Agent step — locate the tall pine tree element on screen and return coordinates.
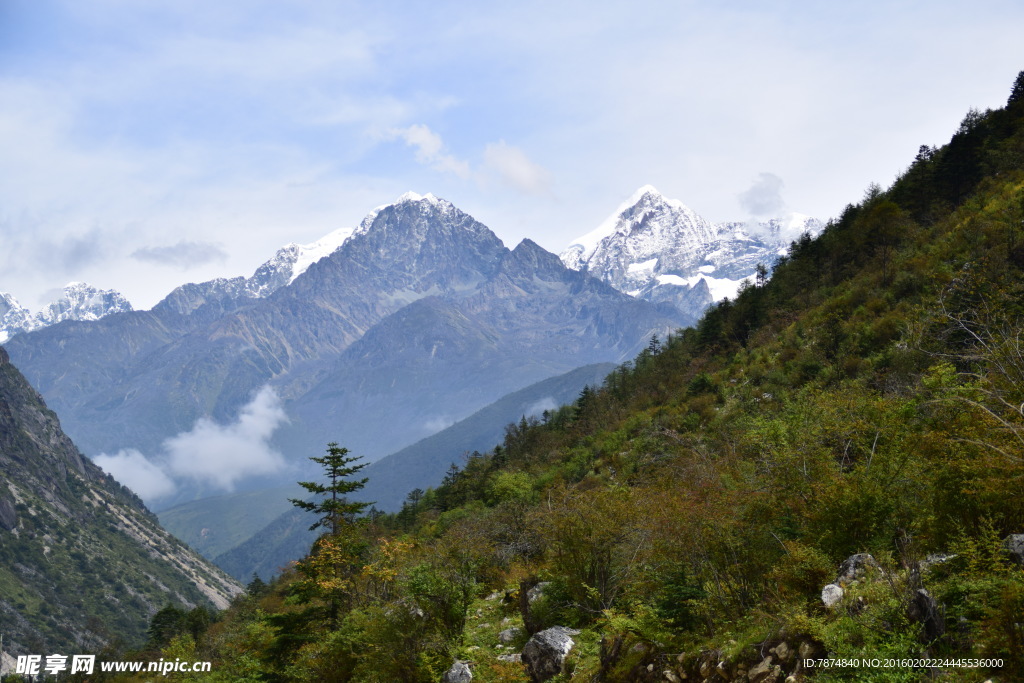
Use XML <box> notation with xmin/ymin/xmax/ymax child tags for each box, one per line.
<box><xmin>290</xmin><ymin>442</ymin><xmax>369</xmax><ymax>535</ymax></box>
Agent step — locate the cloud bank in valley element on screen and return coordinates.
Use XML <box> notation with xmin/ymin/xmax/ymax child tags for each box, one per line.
<box><xmin>94</xmin><ymin>448</ymin><xmax>177</xmax><ymax>500</ymax></box>
<box><xmin>94</xmin><ymin>386</ymin><xmax>288</xmax><ymax>501</ymax></box>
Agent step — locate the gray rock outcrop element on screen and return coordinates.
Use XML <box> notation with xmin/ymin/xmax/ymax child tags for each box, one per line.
<box><xmin>821</xmin><ymin>583</ymin><xmax>844</xmax><ymax>608</ymax></box>
<box><xmin>747</xmin><ymin>655</ymin><xmax>783</xmax><ymax>683</ymax></box>
<box><xmin>908</xmin><ymin>588</ymin><xmax>945</xmax><ymax>641</ymax></box>
<box><xmin>498</xmin><ymin>627</ymin><xmax>523</xmax><ymax>644</ymax></box>
<box><xmin>1004</xmin><ymin>534</ymin><xmax>1024</xmax><ymax>566</ymax></box>
<box><xmin>0</xmin><ymin>496</ymin><xmax>17</xmax><ymax>531</ymax></box>
<box><xmin>836</xmin><ymin>553</ymin><xmax>881</xmax><ymax>584</ymax></box>
<box><xmin>522</xmin><ymin>626</ymin><xmax>579</xmax><ymax>682</ymax></box>
<box><xmin>442</xmin><ymin>659</ymin><xmax>472</xmax><ymax>683</ymax></box>
<box><xmin>822</xmin><ymin>553</ymin><xmax>883</xmax><ymax>607</ymax></box>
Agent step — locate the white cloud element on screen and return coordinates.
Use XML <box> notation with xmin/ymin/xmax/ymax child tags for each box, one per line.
<box><xmin>3</xmin><ymin>0</ymin><xmax>1022</xmax><ymax>307</ymax></box>
<box><xmin>91</xmin><ymin>386</ymin><xmax>289</xmax><ymax>501</ymax></box>
<box><xmin>386</xmin><ymin>127</ymin><xmax>552</xmax><ymax>197</ymax></box>
<box><xmin>389</xmin><ymin>124</ymin><xmax>471</xmax><ymax>179</ymax></box>
<box><xmin>738</xmin><ymin>173</ymin><xmax>786</xmax><ymax>218</ymax></box>
<box><xmin>94</xmin><ymin>448</ymin><xmax>177</xmax><ymax>500</ymax></box>
<box><xmin>526</xmin><ymin>396</ymin><xmax>557</xmax><ymax>416</ymax></box>
<box><xmin>423</xmin><ymin>416</ymin><xmax>456</xmax><ymax>434</ymax></box>
<box><xmin>482</xmin><ymin>141</ymin><xmax>553</xmax><ymax>196</ymax></box>
<box><xmin>164</xmin><ymin>386</ymin><xmax>288</xmax><ymax>490</ymax></box>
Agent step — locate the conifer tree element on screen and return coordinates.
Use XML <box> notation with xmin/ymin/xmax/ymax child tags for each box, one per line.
<box><xmin>290</xmin><ymin>442</ymin><xmax>369</xmax><ymax>535</ymax></box>
<box><xmin>1009</xmin><ymin>69</ymin><xmax>1024</xmax><ymax>107</ymax></box>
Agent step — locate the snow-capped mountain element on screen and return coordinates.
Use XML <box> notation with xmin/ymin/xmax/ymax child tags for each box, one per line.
<box><xmin>6</xmin><ymin>191</ymin><xmax>682</xmax><ymax>481</ymax></box>
<box><xmin>153</xmin><ymin>226</ymin><xmax>356</xmax><ymax>316</ymax></box>
<box><xmin>244</xmin><ymin>193</ymin><xmax>442</xmax><ymax>298</ymax></box>
<box><xmin>1</xmin><ymin>226</ymin><xmax>356</xmax><ymax>341</ymax></box>
<box><xmin>561</xmin><ymin>186</ymin><xmax>823</xmax><ymax>319</ymax></box>
<box><xmin>0</xmin><ymin>283</ymin><xmax>133</xmax><ymax>342</ymax></box>
<box><xmin>247</xmin><ymin>226</ymin><xmax>356</xmax><ymax>297</ymax></box>
<box><xmin>0</xmin><ymin>293</ymin><xmax>34</xmax><ymax>342</ymax></box>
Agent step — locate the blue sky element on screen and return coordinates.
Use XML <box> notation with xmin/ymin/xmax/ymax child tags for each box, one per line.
<box><xmin>2</xmin><ymin>0</ymin><xmax>1023</xmax><ymax>308</ymax></box>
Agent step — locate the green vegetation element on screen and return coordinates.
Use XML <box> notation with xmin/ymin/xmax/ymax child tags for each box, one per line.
<box><xmin>121</xmin><ymin>71</ymin><xmax>1024</xmax><ymax>681</ymax></box>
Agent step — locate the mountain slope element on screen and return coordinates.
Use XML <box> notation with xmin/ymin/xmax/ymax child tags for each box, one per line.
<box><xmin>280</xmin><ymin>237</ymin><xmax>679</xmax><ymax>460</ymax></box>
<box><xmin>170</xmin><ymin>72</ymin><xmax>1024</xmax><ymax>682</ymax></box>
<box><xmin>0</xmin><ymin>348</ymin><xmax>241</xmax><ymax>655</ymax></box>
<box><xmin>355</xmin><ymin>361</ymin><xmax>619</xmax><ymax>512</ymax></box>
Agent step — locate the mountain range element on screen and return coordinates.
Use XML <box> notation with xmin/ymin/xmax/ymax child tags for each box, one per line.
<box><xmin>1</xmin><ymin>188</ymin><xmax>820</xmax><ymax>582</ymax></box>
<box><xmin>3</xmin><ymin>188</ymin><xmax>818</xmax><ymax>346</ymax></box>
<box><xmin>3</xmin><ymin>192</ymin><xmax>685</xmax><ymax>510</ymax></box>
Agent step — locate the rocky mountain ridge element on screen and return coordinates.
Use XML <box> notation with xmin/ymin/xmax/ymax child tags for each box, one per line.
<box><xmin>0</xmin><ymin>283</ymin><xmax>133</xmax><ymax>342</ymax></box>
<box><xmin>3</xmin><ymin>193</ymin><xmax>683</xmax><ymax>511</ymax></box>
<box><xmin>0</xmin><ymin>223</ymin><xmax>356</xmax><ymax>342</ymax></box>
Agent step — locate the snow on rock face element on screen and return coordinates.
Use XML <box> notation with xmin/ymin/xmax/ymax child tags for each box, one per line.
<box><xmin>358</xmin><ymin>191</ymin><xmax>458</xmax><ymax>234</ymax></box>
<box><xmin>36</xmin><ymin>282</ymin><xmax>133</xmax><ymax>325</ymax></box>
<box><xmin>1</xmin><ymin>283</ymin><xmax>133</xmax><ymax>341</ymax></box>
<box><xmin>158</xmin><ymin>192</ymin><xmax>462</xmax><ymax>316</ymax></box>
<box><xmin>561</xmin><ymin>186</ymin><xmax>823</xmax><ymax>320</ymax></box>
<box><xmin>567</xmin><ymin>185</ymin><xmax>717</xmax><ymax>288</ymax></box>
<box><xmin>0</xmin><ymin>293</ymin><xmax>33</xmax><ymax>342</ymax></box>
<box><xmin>287</xmin><ymin>227</ymin><xmax>355</xmax><ymax>285</ymax></box>
<box><xmin>246</xmin><ymin>226</ymin><xmax>356</xmax><ymax>296</ymax></box>
<box><xmin>156</xmin><ymin>192</ymin><xmax>487</xmax><ymax>316</ymax></box>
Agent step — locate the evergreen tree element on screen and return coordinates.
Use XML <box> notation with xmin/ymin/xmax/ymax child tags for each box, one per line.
<box><xmin>647</xmin><ymin>334</ymin><xmax>662</xmax><ymax>355</ymax></box>
<box><xmin>147</xmin><ymin>604</ymin><xmax>186</xmax><ymax>647</ymax></box>
<box><xmin>246</xmin><ymin>572</ymin><xmax>268</xmax><ymax>597</ymax></box>
<box><xmin>755</xmin><ymin>262</ymin><xmax>769</xmax><ymax>287</ymax></box>
<box><xmin>285</xmin><ymin>443</ymin><xmax>372</xmax><ymax>631</ymax></box>
<box><xmin>1009</xmin><ymin>69</ymin><xmax>1024</xmax><ymax>107</ymax></box>
<box><xmin>290</xmin><ymin>442</ymin><xmax>369</xmax><ymax>535</ymax></box>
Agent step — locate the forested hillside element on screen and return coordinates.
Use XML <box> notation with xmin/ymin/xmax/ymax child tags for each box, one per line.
<box><xmin>122</xmin><ymin>72</ymin><xmax>1024</xmax><ymax>683</ymax></box>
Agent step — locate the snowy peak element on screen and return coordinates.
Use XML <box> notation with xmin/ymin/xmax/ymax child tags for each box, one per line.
<box><xmin>155</xmin><ymin>225</ymin><xmax>357</xmax><ymax>313</ymax></box>
<box><xmin>561</xmin><ymin>187</ymin><xmax>822</xmax><ymax>320</ymax></box>
<box><xmin>158</xmin><ymin>191</ymin><xmax>479</xmax><ymax>317</ymax></box>
<box><xmin>36</xmin><ymin>282</ymin><xmax>133</xmax><ymax>326</ymax></box>
<box><xmin>353</xmin><ymin>192</ymin><xmax>504</xmax><ymax>264</ymax></box>
<box><xmin>358</xmin><ymin>191</ymin><xmax>457</xmax><ymax>233</ymax></box>
<box><xmin>0</xmin><ymin>283</ymin><xmax>133</xmax><ymax>341</ymax></box>
<box><xmin>564</xmin><ymin>185</ymin><xmax>711</xmax><ymax>268</ymax></box>
<box><xmin>562</xmin><ymin>186</ymin><xmax>718</xmax><ymax>291</ymax></box>
<box><xmin>0</xmin><ymin>293</ymin><xmax>32</xmax><ymax>343</ymax></box>
<box><xmin>251</xmin><ymin>226</ymin><xmax>356</xmax><ymax>294</ymax></box>
<box><xmin>291</xmin><ymin>227</ymin><xmax>356</xmax><ymax>281</ymax></box>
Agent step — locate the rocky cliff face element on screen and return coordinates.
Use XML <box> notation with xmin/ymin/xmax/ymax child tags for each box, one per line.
<box><xmin>0</xmin><ymin>347</ymin><xmax>241</xmax><ymax>655</ymax></box>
